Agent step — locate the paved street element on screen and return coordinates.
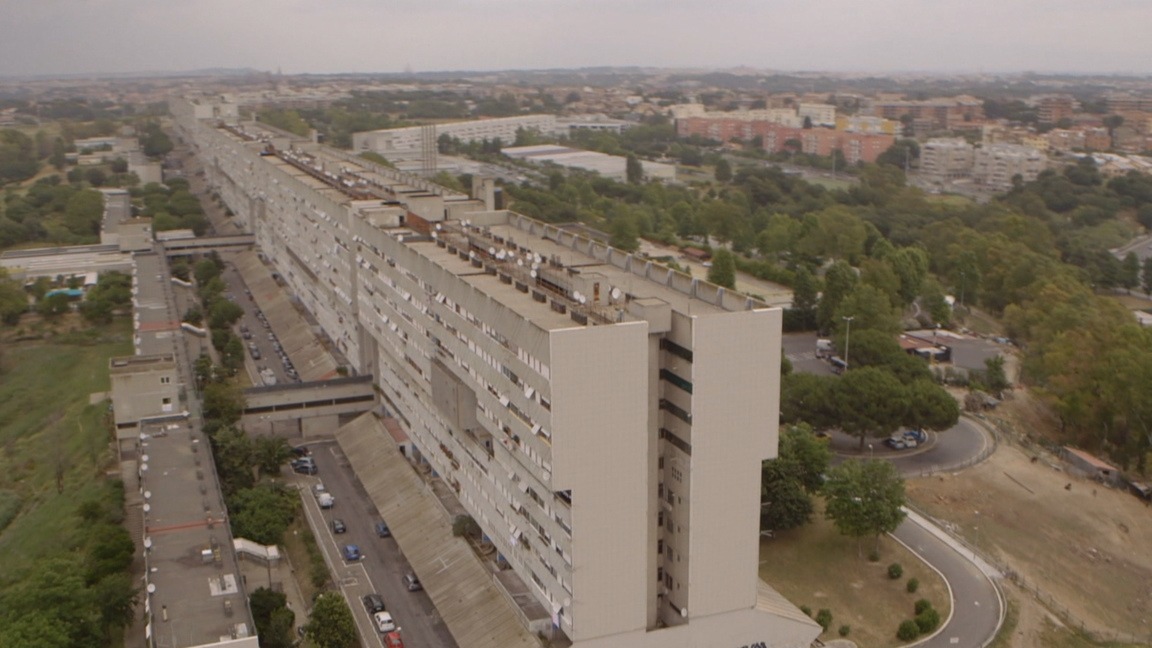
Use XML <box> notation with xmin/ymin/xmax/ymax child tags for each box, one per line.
<box><xmin>293</xmin><ymin>441</ymin><xmax>458</xmax><ymax>648</ymax></box>
<box><xmin>892</xmin><ymin>511</ymin><xmax>1002</xmax><ymax>648</ymax></box>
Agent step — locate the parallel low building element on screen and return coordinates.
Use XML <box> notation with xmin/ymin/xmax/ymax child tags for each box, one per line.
<box><xmin>175</xmin><ymin>97</ymin><xmax>819</xmax><ymax>648</ymax></box>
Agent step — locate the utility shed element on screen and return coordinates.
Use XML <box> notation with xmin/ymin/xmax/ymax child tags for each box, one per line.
<box><xmin>1062</xmin><ymin>447</ymin><xmax>1122</xmax><ymax>486</ymax></box>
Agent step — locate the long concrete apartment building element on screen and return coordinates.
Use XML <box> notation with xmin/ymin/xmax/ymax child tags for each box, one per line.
<box><xmin>352</xmin><ymin>114</ymin><xmax>558</xmax><ymax>162</ymax></box>
<box><xmin>174</xmin><ymin>97</ymin><xmax>818</xmax><ymax>648</ymax></box>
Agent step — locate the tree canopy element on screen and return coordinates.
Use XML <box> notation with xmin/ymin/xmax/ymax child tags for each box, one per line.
<box><xmin>823</xmin><ymin>459</ymin><xmax>907</xmax><ymax>551</ymax></box>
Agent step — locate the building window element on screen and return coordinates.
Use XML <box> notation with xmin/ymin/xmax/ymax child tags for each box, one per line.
<box><xmin>659</xmin><ymin>369</ymin><xmax>693</xmax><ymax>394</ymax></box>
<box><xmin>659</xmin><ymin>338</ymin><xmax>693</xmax><ymax>363</ymax></box>
<box><xmin>160</xmin><ymin>376</ymin><xmax>171</xmax><ymax>385</ymax></box>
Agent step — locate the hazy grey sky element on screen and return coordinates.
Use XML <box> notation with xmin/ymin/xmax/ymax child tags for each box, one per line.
<box><xmin>1</xmin><ymin>0</ymin><xmax>1149</xmax><ymax>76</ymax></box>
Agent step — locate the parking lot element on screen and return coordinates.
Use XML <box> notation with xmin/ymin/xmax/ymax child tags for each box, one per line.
<box><xmin>291</xmin><ymin>441</ymin><xmax>458</xmax><ymax>648</ymax></box>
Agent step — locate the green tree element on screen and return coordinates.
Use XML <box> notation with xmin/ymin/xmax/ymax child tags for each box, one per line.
<box><xmin>835</xmin><ymin>284</ymin><xmax>901</xmax><ymax>337</ymax></box>
<box><xmin>780</xmin><ymin>373</ymin><xmax>836</xmax><ymax>430</ymax></box>
<box><xmin>203</xmin><ymin>381</ymin><xmax>245</xmax><ymax>425</ymax></box>
<box><xmin>609</xmin><ymin>216</ymin><xmax>640</xmax><ymax>252</ymax></box>
<box><xmin>834</xmin><ymin>367</ymin><xmax>908</xmax><ymax>450</ymax></box>
<box><xmin>0</xmin><ymin>129</ymin><xmax>40</xmax><ymax>183</ymax></box>
<box><xmin>37</xmin><ymin>292</ymin><xmax>71</xmax><ymax>318</ymax></box>
<box><xmin>253</xmin><ymin>435</ymin><xmax>293</xmax><ymax>477</ymax></box>
<box><xmin>823</xmin><ymin>459</ymin><xmax>907</xmax><ymax>553</ymax></box>
<box><xmin>250</xmin><ymin>586</ymin><xmax>295</xmax><ymax>647</ymax></box>
<box><xmin>890</xmin><ymin>247</ymin><xmax>929</xmax><ymax>305</ymax></box>
<box><xmin>208</xmin><ymin>299</ymin><xmax>244</xmax><ymax>330</ymax></box>
<box><xmin>625</xmin><ymin>153</ymin><xmax>643</xmax><ymax>184</ymax></box>
<box><xmin>707</xmin><ymin>249</ymin><xmax>736</xmax><ymax>289</ymax></box>
<box><xmin>1121</xmin><ymin>251</ymin><xmax>1141</xmax><ymax>293</ymax></box>
<box><xmin>194</xmin><ymin>258</ymin><xmax>222</xmax><ymax>286</ymax></box>
<box><xmin>714</xmin><ymin>158</ymin><xmax>732</xmax><ymax>183</ymax></box>
<box><xmin>63</xmin><ymin>189</ymin><xmax>104</xmax><ymax>237</ymax></box>
<box><xmin>785</xmin><ymin>265</ymin><xmax>818</xmax><ymax>331</ymax></box>
<box><xmin>305</xmin><ymin>592</ymin><xmax>358</xmax><ymax>648</ymax></box>
<box><xmin>817</xmin><ymin>261</ymin><xmax>858</xmax><ymax>332</ymax></box>
<box><xmin>1143</xmin><ymin>256</ymin><xmax>1152</xmax><ymax>294</ymax></box>
<box><xmin>91</xmin><ymin>573</ymin><xmax>137</xmax><ymax>638</ymax></box>
<box><xmin>0</xmin><ymin>268</ymin><xmax>28</xmax><ymax>324</ymax></box>
<box><xmin>903</xmin><ymin>380</ymin><xmax>960</xmax><ymax>432</ymax></box>
<box><xmin>0</xmin><ymin>612</ymin><xmax>72</xmax><ymax>648</ymax></box>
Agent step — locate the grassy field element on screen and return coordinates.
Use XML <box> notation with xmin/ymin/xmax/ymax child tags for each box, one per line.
<box><xmin>759</xmin><ymin>501</ymin><xmax>950</xmax><ymax>647</ymax></box>
<box><xmin>0</xmin><ymin>319</ymin><xmax>133</xmax><ymax>579</ymax></box>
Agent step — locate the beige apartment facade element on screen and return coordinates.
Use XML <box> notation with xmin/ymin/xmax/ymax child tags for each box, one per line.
<box><xmin>175</xmin><ymin>97</ymin><xmax>819</xmax><ymax>647</ymax></box>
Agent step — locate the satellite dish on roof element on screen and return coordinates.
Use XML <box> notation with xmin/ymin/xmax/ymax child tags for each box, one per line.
<box><xmin>517</xmin><ymin>259</ymin><xmax>524</xmax><ymax>267</ymax></box>
<box><xmin>573</xmin><ymin>291</ymin><xmax>583</xmax><ymax>302</ymax></box>
<box><xmin>488</xmin><ymin>247</ymin><xmax>496</xmax><ymax>255</ymax></box>
<box><xmin>610</xmin><ymin>287</ymin><xmax>623</xmax><ymax>301</ymax></box>
<box><xmin>497</xmin><ymin>251</ymin><xmax>506</xmax><ymax>260</ymax></box>
<box><xmin>530</xmin><ymin>270</ymin><xmax>538</xmax><ymax>278</ymax></box>
<box><xmin>147</xmin><ymin>583</ymin><xmax>156</xmax><ymax>594</ymax></box>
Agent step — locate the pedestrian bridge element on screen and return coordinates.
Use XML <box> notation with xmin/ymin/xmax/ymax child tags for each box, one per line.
<box><xmin>241</xmin><ymin>375</ymin><xmax>376</xmax><ymax>433</ymax></box>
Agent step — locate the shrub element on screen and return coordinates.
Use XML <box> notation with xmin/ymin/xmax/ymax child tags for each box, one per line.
<box><xmin>897</xmin><ymin>620</ymin><xmax>921</xmax><ymax>641</ymax></box>
<box><xmin>838</xmin><ymin>625</ymin><xmax>851</xmax><ymax>637</ymax></box>
<box><xmin>888</xmin><ymin>562</ymin><xmax>904</xmax><ymax>579</ymax></box>
<box><xmin>867</xmin><ymin>549</ymin><xmax>881</xmax><ymax>562</ymax></box>
<box><xmin>916</xmin><ymin>607</ymin><xmax>941</xmax><ymax>633</ymax></box>
<box><xmin>914</xmin><ymin>598</ymin><xmax>933</xmax><ymax>615</ymax></box>
<box><xmin>815</xmin><ymin>609</ymin><xmax>832</xmax><ymax>631</ymax></box>
<box><xmin>800</xmin><ymin>605</ymin><xmax>812</xmax><ymax>617</ymax></box>
<box><xmin>906</xmin><ymin>577</ymin><xmax>920</xmax><ymax>593</ymax></box>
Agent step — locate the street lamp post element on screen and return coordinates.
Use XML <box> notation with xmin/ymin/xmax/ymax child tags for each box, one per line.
<box><xmin>842</xmin><ymin>315</ymin><xmax>855</xmax><ymax>371</ymax></box>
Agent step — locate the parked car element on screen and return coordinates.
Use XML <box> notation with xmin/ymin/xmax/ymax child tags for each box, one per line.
<box><xmin>402</xmin><ymin>572</ymin><xmax>422</xmax><ymax>592</ymax></box>
<box><xmin>291</xmin><ymin>458</ymin><xmax>317</xmax><ymax>475</ymax></box>
<box><xmin>317</xmin><ymin>492</ymin><xmax>334</xmax><ymax>509</ymax></box>
<box><xmin>373</xmin><ymin>611</ymin><xmax>396</xmax><ymax>633</ymax></box>
<box><xmin>382</xmin><ymin>631</ymin><xmax>405</xmax><ymax>648</ymax></box>
<box><xmin>375</xmin><ymin>521</ymin><xmax>391</xmax><ymax>538</ymax></box>
<box><xmin>885</xmin><ymin>435</ymin><xmax>907</xmax><ymax>450</ymax></box>
<box><xmin>362</xmin><ymin>593</ymin><xmax>385</xmax><ymax>613</ymax></box>
<box><xmin>332</xmin><ymin>519</ymin><xmax>346</xmax><ymax>534</ymax></box>
<box><xmin>342</xmin><ymin>544</ymin><xmax>361</xmax><ymax>561</ymax></box>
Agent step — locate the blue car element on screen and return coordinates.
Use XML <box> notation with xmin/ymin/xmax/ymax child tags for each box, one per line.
<box><xmin>342</xmin><ymin>544</ymin><xmax>361</xmax><ymax>561</ymax></box>
<box><xmin>375</xmin><ymin>521</ymin><xmax>391</xmax><ymax>538</ymax></box>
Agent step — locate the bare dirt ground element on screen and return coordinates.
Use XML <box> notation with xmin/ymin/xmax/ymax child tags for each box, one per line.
<box><xmin>908</xmin><ymin>391</ymin><xmax>1152</xmax><ymax>646</ymax></box>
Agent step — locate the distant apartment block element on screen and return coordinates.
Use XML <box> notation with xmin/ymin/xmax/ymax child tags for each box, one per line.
<box><xmin>973</xmin><ymin>143</ymin><xmax>1046</xmax><ymax>190</ymax></box>
<box><xmin>757</xmin><ymin>124</ymin><xmax>892</xmax><ymax>164</ymax></box>
<box><xmin>175</xmin><ymin>98</ymin><xmax>820</xmax><ymax>648</ymax></box>
<box><xmin>353</xmin><ymin>115</ymin><xmax>558</xmax><ymax>162</ymax></box>
<box><xmin>835</xmin><ymin>115</ymin><xmax>900</xmax><ymax>136</ymax></box>
<box><xmin>1105</xmin><ymin>93</ymin><xmax>1152</xmax><ymax>115</ymax></box>
<box><xmin>866</xmin><ymin>95</ymin><xmax>984</xmax><ymax>131</ymax></box>
<box><xmin>1036</xmin><ymin>95</ymin><xmax>1077</xmax><ymax>125</ymax></box>
<box><xmin>797</xmin><ymin>103</ymin><xmax>836</xmax><ymax>127</ymax></box>
<box><xmin>920</xmin><ymin>138</ymin><xmax>975</xmax><ymax>182</ymax></box>
<box><xmin>1047</xmin><ymin>129</ymin><xmax>1086</xmax><ymax>152</ymax></box>
<box><xmin>1084</xmin><ymin>127</ymin><xmax>1113</xmax><ymax>151</ymax></box>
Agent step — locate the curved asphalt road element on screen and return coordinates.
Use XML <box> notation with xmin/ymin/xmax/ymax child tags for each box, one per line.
<box><xmin>829</xmin><ymin>417</ymin><xmax>1005</xmax><ymax>647</ymax></box>
<box><xmin>892</xmin><ymin>510</ymin><xmax>1003</xmax><ymax>648</ymax></box>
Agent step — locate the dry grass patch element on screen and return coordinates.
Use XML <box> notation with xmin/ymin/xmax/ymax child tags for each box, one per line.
<box><xmin>907</xmin><ymin>440</ymin><xmax>1152</xmax><ymax>639</ymax></box>
<box><xmin>759</xmin><ymin>502</ymin><xmax>950</xmax><ymax>647</ymax></box>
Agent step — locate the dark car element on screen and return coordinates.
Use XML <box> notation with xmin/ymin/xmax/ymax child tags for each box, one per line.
<box><xmin>362</xmin><ymin>593</ymin><xmax>385</xmax><ymax>613</ymax></box>
<box><xmin>291</xmin><ymin>458</ymin><xmax>317</xmax><ymax>475</ymax></box>
<box><xmin>402</xmin><ymin>572</ymin><xmax>422</xmax><ymax>592</ymax></box>
<box><xmin>332</xmin><ymin>519</ymin><xmax>346</xmax><ymax>534</ymax></box>
<box><xmin>375</xmin><ymin>521</ymin><xmax>391</xmax><ymax>538</ymax></box>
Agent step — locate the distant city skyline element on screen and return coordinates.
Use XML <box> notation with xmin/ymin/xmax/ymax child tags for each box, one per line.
<box><xmin>2</xmin><ymin>0</ymin><xmax>1150</xmax><ymax>78</ymax></box>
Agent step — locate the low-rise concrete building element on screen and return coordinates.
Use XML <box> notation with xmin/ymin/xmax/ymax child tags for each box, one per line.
<box><xmin>973</xmin><ymin>143</ymin><xmax>1046</xmax><ymax>190</ymax></box>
